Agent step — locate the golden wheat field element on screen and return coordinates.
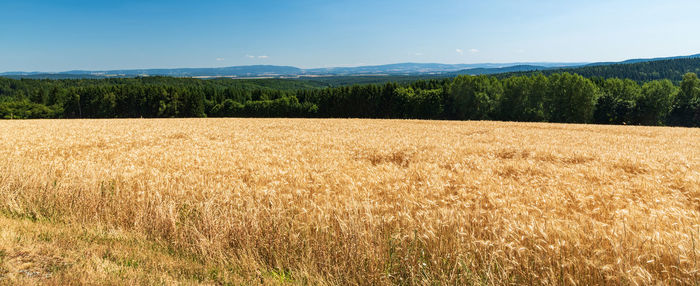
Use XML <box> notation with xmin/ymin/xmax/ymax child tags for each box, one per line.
<box><xmin>0</xmin><ymin>118</ymin><xmax>699</xmax><ymax>285</ymax></box>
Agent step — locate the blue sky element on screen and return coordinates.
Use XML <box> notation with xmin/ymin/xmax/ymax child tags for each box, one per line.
<box><xmin>1</xmin><ymin>0</ymin><xmax>700</xmax><ymax>72</ymax></box>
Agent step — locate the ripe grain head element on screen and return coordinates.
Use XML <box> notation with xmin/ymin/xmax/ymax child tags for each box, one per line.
<box><xmin>0</xmin><ymin>118</ymin><xmax>698</xmax><ymax>284</ymax></box>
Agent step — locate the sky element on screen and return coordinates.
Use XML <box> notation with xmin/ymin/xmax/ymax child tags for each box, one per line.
<box><xmin>1</xmin><ymin>0</ymin><xmax>700</xmax><ymax>72</ymax></box>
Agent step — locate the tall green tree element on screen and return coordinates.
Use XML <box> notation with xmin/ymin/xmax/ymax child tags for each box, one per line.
<box><xmin>593</xmin><ymin>78</ymin><xmax>641</xmax><ymax>124</ymax></box>
<box><xmin>634</xmin><ymin>80</ymin><xmax>676</xmax><ymax>125</ymax></box>
<box><xmin>499</xmin><ymin>75</ymin><xmax>547</xmax><ymax>121</ymax></box>
<box><xmin>500</xmin><ymin>76</ymin><xmax>531</xmax><ymax>121</ymax></box>
<box><xmin>669</xmin><ymin>73</ymin><xmax>700</xmax><ymax>126</ymax></box>
<box><xmin>448</xmin><ymin>75</ymin><xmax>502</xmax><ymax>120</ymax></box>
<box><xmin>546</xmin><ymin>73</ymin><xmax>598</xmax><ymax>123</ymax></box>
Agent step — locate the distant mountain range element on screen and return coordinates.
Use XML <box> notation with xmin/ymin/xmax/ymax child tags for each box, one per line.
<box><xmin>0</xmin><ymin>62</ymin><xmax>583</xmax><ymax>79</ymax></box>
<box><xmin>2</xmin><ymin>54</ymin><xmax>699</xmax><ymax>79</ymax></box>
<box><xmin>302</xmin><ymin>62</ymin><xmax>583</xmax><ymax>76</ymax></box>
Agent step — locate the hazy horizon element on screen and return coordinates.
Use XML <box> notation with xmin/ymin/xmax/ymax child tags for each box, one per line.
<box><xmin>3</xmin><ymin>60</ymin><xmax>598</xmax><ymax>74</ymax></box>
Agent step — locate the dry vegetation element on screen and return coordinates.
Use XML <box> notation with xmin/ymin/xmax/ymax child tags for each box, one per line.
<box><xmin>0</xmin><ymin>118</ymin><xmax>699</xmax><ymax>285</ymax></box>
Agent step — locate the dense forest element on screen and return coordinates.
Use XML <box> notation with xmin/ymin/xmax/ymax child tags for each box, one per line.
<box><xmin>502</xmin><ymin>57</ymin><xmax>700</xmax><ymax>82</ymax></box>
<box><xmin>1</xmin><ymin>72</ymin><xmax>699</xmax><ymax>127</ymax></box>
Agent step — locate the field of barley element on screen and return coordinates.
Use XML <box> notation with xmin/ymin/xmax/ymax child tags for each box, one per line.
<box><xmin>0</xmin><ymin>118</ymin><xmax>699</xmax><ymax>285</ymax></box>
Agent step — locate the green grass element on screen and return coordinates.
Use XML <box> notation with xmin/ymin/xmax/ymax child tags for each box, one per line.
<box><xmin>0</xmin><ymin>214</ymin><xmax>297</xmax><ymax>285</ymax></box>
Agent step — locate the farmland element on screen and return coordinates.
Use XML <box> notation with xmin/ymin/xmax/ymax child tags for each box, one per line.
<box><xmin>0</xmin><ymin>118</ymin><xmax>699</xmax><ymax>284</ymax></box>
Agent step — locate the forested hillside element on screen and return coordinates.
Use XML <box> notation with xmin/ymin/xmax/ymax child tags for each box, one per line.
<box><xmin>501</xmin><ymin>57</ymin><xmax>700</xmax><ymax>81</ymax></box>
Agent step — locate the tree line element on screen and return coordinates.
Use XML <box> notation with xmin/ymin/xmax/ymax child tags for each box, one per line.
<box><xmin>1</xmin><ymin>73</ymin><xmax>699</xmax><ymax>127</ymax></box>
<box><xmin>502</xmin><ymin>57</ymin><xmax>700</xmax><ymax>82</ymax></box>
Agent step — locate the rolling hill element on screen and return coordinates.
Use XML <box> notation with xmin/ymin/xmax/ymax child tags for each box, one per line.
<box><xmin>0</xmin><ymin>62</ymin><xmax>581</xmax><ymax>79</ymax></box>
<box><xmin>496</xmin><ymin>55</ymin><xmax>700</xmax><ymax>81</ymax></box>
<box><xmin>2</xmin><ymin>54</ymin><xmax>699</xmax><ymax>81</ymax></box>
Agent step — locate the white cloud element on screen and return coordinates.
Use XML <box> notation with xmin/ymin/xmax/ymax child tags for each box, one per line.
<box><xmin>246</xmin><ymin>55</ymin><xmax>255</xmax><ymax>59</ymax></box>
<box><xmin>469</xmin><ymin>48</ymin><xmax>479</xmax><ymax>53</ymax></box>
<box><xmin>414</xmin><ymin>52</ymin><xmax>424</xmax><ymax>56</ymax></box>
<box><xmin>258</xmin><ymin>55</ymin><xmax>268</xmax><ymax>59</ymax></box>
<box><xmin>456</xmin><ymin>48</ymin><xmax>463</xmax><ymax>55</ymax></box>
<box><xmin>216</xmin><ymin>58</ymin><xmax>225</xmax><ymax>61</ymax></box>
